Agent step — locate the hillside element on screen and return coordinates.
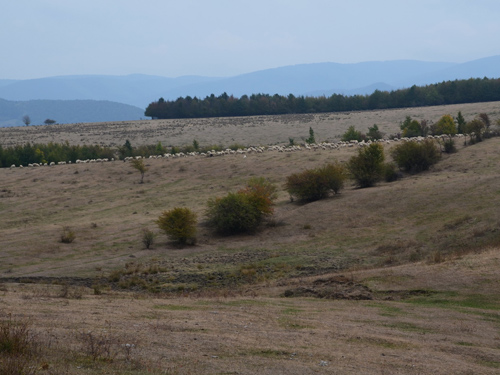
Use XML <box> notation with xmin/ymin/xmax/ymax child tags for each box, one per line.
<box><xmin>0</xmin><ymin>98</ymin><xmax>145</xmax><ymax>127</ymax></box>
<box><xmin>0</xmin><ymin>104</ymin><xmax>499</xmax><ymax>374</ymax></box>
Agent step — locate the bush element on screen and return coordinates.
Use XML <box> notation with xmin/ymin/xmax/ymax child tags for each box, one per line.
<box><xmin>0</xmin><ymin>316</ymin><xmax>38</xmax><ymax>375</ymax></box>
<box><xmin>156</xmin><ymin>207</ymin><xmax>197</xmax><ymax>245</ymax></box>
<box><xmin>347</xmin><ymin>143</ymin><xmax>385</xmax><ymax>188</ymax></box>
<box><xmin>442</xmin><ymin>137</ymin><xmax>457</xmax><ymax>153</ymax></box>
<box><xmin>341</xmin><ymin>125</ymin><xmax>363</xmax><ymax>142</ymax></box>
<box><xmin>60</xmin><ymin>226</ymin><xmax>75</xmax><ymax>243</ymax></box>
<box><xmin>206</xmin><ymin>193</ymin><xmax>262</xmax><ymax>235</ymax></box>
<box><xmin>431</xmin><ymin>114</ymin><xmax>457</xmax><ymax>136</ymax></box>
<box><xmin>285</xmin><ymin>162</ymin><xmax>346</xmax><ymax>201</ymax></box>
<box><xmin>130</xmin><ymin>158</ymin><xmax>148</xmax><ymax>184</ymax></box>
<box><xmin>466</xmin><ymin>118</ymin><xmax>486</xmax><ymax>144</ymax></box>
<box><xmin>382</xmin><ymin>162</ymin><xmax>400</xmax><ymax>182</ymax></box>
<box><xmin>0</xmin><ymin>317</ymin><xmax>33</xmax><ymax>356</ymax></box>
<box><xmin>240</xmin><ymin>177</ymin><xmax>278</xmax><ymax>215</ymax></box>
<box><xmin>206</xmin><ymin>178</ymin><xmax>277</xmax><ymax>235</ymax></box>
<box><xmin>367</xmin><ymin>124</ymin><xmax>383</xmax><ymax>140</ymax></box>
<box><xmin>390</xmin><ymin>139</ymin><xmax>441</xmax><ymax>173</ymax></box>
<box><xmin>141</xmin><ymin>228</ymin><xmax>156</xmax><ymax>249</ymax></box>
<box><xmin>317</xmin><ymin>163</ymin><xmax>347</xmax><ymax>194</ymax></box>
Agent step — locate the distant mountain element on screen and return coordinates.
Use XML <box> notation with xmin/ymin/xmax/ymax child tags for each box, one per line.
<box><xmin>0</xmin><ymin>74</ymin><xmax>221</xmax><ymax>109</ymax></box>
<box><xmin>0</xmin><ymin>56</ymin><xmax>499</xmax><ymax>120</ymax></box>
<box><xmin>0</xmin><ymin>99</ymin><xmax>144</xmax><ymax>127</ymax></box>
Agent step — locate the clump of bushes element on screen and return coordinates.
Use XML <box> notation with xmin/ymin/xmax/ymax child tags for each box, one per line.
<box><xmin>347</xmin><ymin>143</ymin><xmax>385</xmax><ymax>188</ymax></box>
<box><xmin>390</xmin><ymin>139</ymin><xmax>441</xmax><ymax>173</ymax></box>
<box><xmin>285</xmin><ymin>162</ymin><xmax>347</xmax><ymax>202</ymax></box>
<box><xmin>156</xmin><ymin>207</ymin><xmax>197</xmax><ymax>245</ymax></box>
<box><xmin>206</xmin><ymin>178</ymin><xmax>277</xmax><ymax>235</ymax></box>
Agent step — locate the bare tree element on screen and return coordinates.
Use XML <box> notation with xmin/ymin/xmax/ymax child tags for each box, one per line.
<box><xmin>22</xmin><ymin>115</ymin><xmax>31</xmax><ymax>126</ymax></box>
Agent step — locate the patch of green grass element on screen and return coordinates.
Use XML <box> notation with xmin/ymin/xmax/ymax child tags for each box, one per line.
<box><xmin>364</xmin><ymin>302</ymin><xmax>406</xmax><ymax>317</ymax></box>
<box><xmin>153</xmin><ymin>304</ymin><xmax>196</xmax><ymax>311</ymax></box>
<box><xmin>456</xmin><ymin>341</ymin><xmax>475</xmax><ymax>347</ymax></box>
<box><xmin>404</xmin><ymin>292</ymin><xmax>500</xmax><ymax>311</ymax></box>
<box><xmin>281</xmin><ymin>308</ymin><xmax>302</xmax><ymax>315</ymax></box>
<box><xmin>383</xmin><ymin>321</ymin><xmax>433</xmax><ymax>334</ymax></box>
<box><xmin>211</xmin><ymin>299</ymin><xmax>270</xmax><ymax>307</ymax></box>
<box><xmin>477</xmin><ymin>360</ymin><xmax>500</xmax><ymax>369</ymax></box>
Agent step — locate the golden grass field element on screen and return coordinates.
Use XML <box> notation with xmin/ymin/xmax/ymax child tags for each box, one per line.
<box><xmin>1</xmin><ymin>102</ymin><xmax>500</xmax><ymax>374</ymax></box>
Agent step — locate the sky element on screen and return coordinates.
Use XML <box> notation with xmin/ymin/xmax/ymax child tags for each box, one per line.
<box><xmin>2</xmin><ymin>0</ymin><xmax>500</xmax><ymax>80</ymax></box>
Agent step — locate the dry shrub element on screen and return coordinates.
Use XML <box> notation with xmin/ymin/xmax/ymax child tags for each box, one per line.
<box><xmin>76</xmin><ymin>329</ymin><xmax>116</xmax><ymax>362</ymax></box>
<box><xmin>141</xmin><ymin>228</ymin><xmax>156</xmax><ymax>249</ymax></box>
<box><xmin>60</xmin><ymin>226</ymin><xmax>75</xmax><ymax>243</ymax></box>
<box><xmin>0</xmin><ymin>315</ymin><xmax>39</xmax><ymax>375</ymax></box>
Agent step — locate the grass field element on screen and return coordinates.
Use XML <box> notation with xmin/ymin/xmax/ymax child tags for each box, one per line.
<box><xmin>1</xmin><ymin>103</ymin><xmax>499</xmax><ymax>374</ymax></box>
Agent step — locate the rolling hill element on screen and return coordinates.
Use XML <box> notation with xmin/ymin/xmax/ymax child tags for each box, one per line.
<box><xmin>0</xmin><ymin>98</ymin><xmax>145</xmax><ymax>127</ymax></box>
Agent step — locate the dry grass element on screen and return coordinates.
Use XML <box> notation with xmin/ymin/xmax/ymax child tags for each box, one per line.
<box><xmin>1</xmin><ymin>103</ymin><xmax>500</xmax><ymax>373</ymax></box>
<box><xmin>1</xmin><ymin>101</ymin><xmax>499</xmax><ymax>148</ymax></box>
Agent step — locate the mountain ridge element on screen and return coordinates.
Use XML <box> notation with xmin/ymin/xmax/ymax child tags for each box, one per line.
<box><xmin>1</xmin><ymin>56</ymin><xmax>500</xmax><ymax>127</ymax></box>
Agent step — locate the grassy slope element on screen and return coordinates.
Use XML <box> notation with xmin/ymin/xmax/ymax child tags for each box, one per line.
<box><xmin>0</xmin><ymin>106</ymin><xmax>499</xmax><ymax>374</ymax></box>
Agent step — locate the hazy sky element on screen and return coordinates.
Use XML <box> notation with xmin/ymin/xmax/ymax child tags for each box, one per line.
<box><xmin>2</xmin><ymin>0</ymin><xmax>499</xmax><ymax>80</ymax></box>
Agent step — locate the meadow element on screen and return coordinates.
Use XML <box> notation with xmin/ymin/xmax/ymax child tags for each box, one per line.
<box><xmin>0</xmin><ymin>102</ymin><xmax>499</xmax><ymax>374</ymax></box>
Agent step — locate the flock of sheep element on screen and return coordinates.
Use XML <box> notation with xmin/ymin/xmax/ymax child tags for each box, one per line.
<box><xmin>8</xmin><ymin>134</ymin><xmax>462</xmax><ymax>169</ymax></box>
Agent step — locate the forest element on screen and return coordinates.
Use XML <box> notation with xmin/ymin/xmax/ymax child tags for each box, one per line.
<box><xmin>145</xmin><ymin>77</ymin><xmax>500</xmax><ymax>119</ymax></box>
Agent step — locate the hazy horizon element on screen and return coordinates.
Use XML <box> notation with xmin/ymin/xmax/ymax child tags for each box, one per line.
<box><xmin>2</xmin><ymin>1</ymin><xmax>500</xmax><ymax>80</ymax></box>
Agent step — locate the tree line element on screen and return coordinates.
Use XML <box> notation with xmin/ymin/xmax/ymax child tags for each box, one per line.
<box><xmin>145</xmin><ymin>77</ymin><xmax>500</xmax><ymax>119</ymax></box>
<box><xmin>0</xmin><ymin>142</ymin><xmax>115</xmax><ymax>168</ymax></box>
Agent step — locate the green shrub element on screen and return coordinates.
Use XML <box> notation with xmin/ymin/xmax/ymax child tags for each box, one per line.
<box><xmin>305</xmin><ymin>127</ymin><xmax>316</xmax><ymax>144</ymax></box>
<box><xmin>466</xmin><ymin>118</ymin><xmax>486</xmax><ymax>143</ymax></box>
<box><xmin>442</xmin><ymin>137</ymin><xmax>457</xmax><ymax>153</ymax></box>
<box><xmin>390</xmin><ymin>139</ymin><xmax>441</xmax><ymax>173</ymax></box>
<box><xmin>285</xmin><ymin>162</ymin><xmax>346</xmax><ymax>201</ymax></box>
<box><xmin>342</xmin><ymin>125</ymin><xmax>363</xmax><ymax>142</ymax></box>
<box><xmin>206</xmin><ymin>192</ymin><xmax>262</xmax><ymax>235</ymax></box>
<box><xmin>347</xmin><ymin>143</ymin><xmax>385</xmax><ymax>188</ymax></box>
<box><xmin>367</xmin><ymin>124</ymin><xmax>384</xmax><ymax>140</ymax></box>
<box><xmin>382</xmin><ymin>162</ymin><xmax>400</xmax><ymax>182</ymax></box>
<box><xmin>431</xmin><ymin>114</ymin><xmax>457</xmax><ymax>136</ymax></box>
<box><xmin>206</xmin><ymin>178</ymin><xmax>277</xmax><ymax>235</ymax></box>
<box><xmin>156</xmin><ymin>207</ymin><xmax>197</xmax><ymax>245</ymax></box>
<box><xmin>317</xmin><ymin>163</ymin><xmax>347</xmax><ymax>194</ymax></box>
<box><xmin>130</xmin><ymin>158</ymin><xmax>148</xmax><ymax>183</ymax></box>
